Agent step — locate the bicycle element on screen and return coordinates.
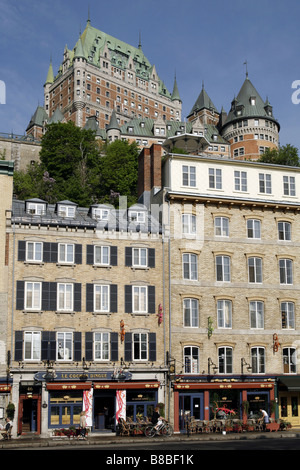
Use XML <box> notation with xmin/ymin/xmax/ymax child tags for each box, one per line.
<box><xmin>145</xmin><ymin>419</ymin><xmax>173</xmax><ymax>437</ymax></box>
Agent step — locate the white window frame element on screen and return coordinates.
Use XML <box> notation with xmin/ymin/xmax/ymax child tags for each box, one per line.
<box><xmin>248</xmin><ymin>257</ymin><xmax>263</xmax><ymax>283</ymax></box>
<box><xmin>57</xmin><ymin>331</ymin><xmax>73</xmax><ymax>361</ymax></box>
<box><xmin>133</xmin><ymin>286</ymin><xmax>147</xmax><ymax>313</ymax></box>
<box><xmin>57</xmin><ymin>283</ymin><xmax>73</xmax><ymax>312</ymax></box>
<box><xmin>283</xmin><ymin>175</ymin><xmax>296</xmax><ymax>196</ymax></box>
<box><xmin>133</xmin><ymin>332</ymin><xmax>148</xmax><ymax>361</ymax></box>
<box><xmin>94</xmin><ymin>245</ymin><xmax>110</xmax><ymax>266</ymax></box>
<box><xmin>24</xmin><ymin>331</ymin><xmax>41</xmax><ymax>361</ymax></box>
<box><xmin>234</xmin><ymin>170</ymin><xmax>247</xmax><ymax>192</ymax></box>
<box><xmin>283</xmin><ymin>348</ymin><xmax>297</xmax><ymax>374</ymax></box>
<box><xmin>184</xmin><ymin>346</ymin><xmax>199</xmax><ymax>374</ymax></box>
<box><xmin>247</xmin><ymin>219</ymin><xmax>261</xmax><ymax>239</ymax></box>
<box><xmin>281</xmin><ymin>302</ymin><xmax>295</xmax><ymax>330</ymax></box>
<box><xmin>217</xmin><ymin>300</ymin><xmax>232</xmax><ymax>329</ymax></box>
<box><xmin>279</xmin><ymin>258</ymin><xmax>293</xmax><ymax>285</ymax></box>
<box><xmin>58</xmin><ymin>205</ymin><xmax>76</xmax><ymax>218</ymax></box>
<box><xmin>182</xmin><ymin>165</ymin><xmax>196</xmax><ymax>187</ymax></box>
<box><xmin>209</xmin><ymin>168</ymin><xmax>222</xmax><ymax>189</ymax></box>
<box><xmin>27</xmin><ymin>202</ymin><xmax>46</xmax><ymax>215</ymax></box>
<box><xmin>214</xmin><ymin>217</ymin><xmax>229</xmax><ymax>237</ymax></box>
<box><xmin>183</xmin><ymin>253</ymin><xmax>198</xmax><ymax>280</ymax></box>
<box><xmin>94</xmin><ymin>332</ymin><xmax>110</xmax><ymax>361</ymax></box>
<box><xmin>251</xmin><ymin>347</ymin><xmax>265</xmax><ymax>374</ymax></box>
<box><xmin>183</xmin><ymin>298</ymin><xmax>199</xmax><ymax>328</ymax></box>
<box><xmin>132</xmin><ymin>247</ymin><xmax>147</xmax><ymax>267</ymax></box>
<box><xmin>26</xmin><ymin>241</ymin><xmax>43</xmax><ymax>262</ymax></box>
<box><xmin>182</xmin><ymin>214</ymin><xmax>196</xmax><ymax>235</ymax></box>
<box><xmin>218</xmin><ymin>346</ymin><xmax>233</xmax><ymax>374</ymax></box>
<box><xmin>216</xmin><ymin>255</ymin><xmax>230</xmax><ymax>282</ymax></box>
<box><xmin>25</xmin><ymin>282</ymin><xmax>41</xmax><ymax>311</ymax></box>
<box><xmin>94</xmin><ymin>284</ymin><xmax>110</xmax><ymax>312</ymax></box>
<box><xmin>92</xmin><ymin>208</ymin><xmax>110</xmax><ymax>220</ymax></box>
<box><xmin>129</xmin><ymin>211</ymin><xmax>146</xmax><ymax>223</ymax></box>
<box><xmin>259</xmin><ymin>173</ymin><xmax>272</xmax><ymax>194</ymax></box>
<box><xmin>278</xmin><ymin>221</ymin><xmax>291</xmax><ymax>241</ymax></box>
<box><xmin>250</xmin><ymin>301</ymin><xmax>264</xmax><ymax>329</ymax></box>
<box><xmin>58</xmin><ymin>243</ymin><xmax>74</xmax><ymax>264</ymax></box>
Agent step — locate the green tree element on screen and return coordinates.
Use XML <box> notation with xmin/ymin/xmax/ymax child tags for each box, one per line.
<box><xmin>258</xmin><ymin>144</ymin><xmax>300</xmax><ymax>166</ymax></box>
<box><xmin>98</xmin><ymin>139</ymin><xmax>140</xmax><ymax>207</ymax></box>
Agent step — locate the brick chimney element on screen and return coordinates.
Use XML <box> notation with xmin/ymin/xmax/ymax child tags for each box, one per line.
<box><xmin>138</xmin><ymin>144</ymin><xmax>162</xmax><ymax>204</ymax></box>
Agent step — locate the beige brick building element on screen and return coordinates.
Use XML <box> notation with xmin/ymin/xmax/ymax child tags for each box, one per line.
<box><xmin>2</xmin><ymin>190</ymin><xmax>166</xmax><ymax>437</ymax></box>
<box><xmin>140</xmin><ymin>140</ymin><xmax>300</xmax><ymax>430</ymax></box>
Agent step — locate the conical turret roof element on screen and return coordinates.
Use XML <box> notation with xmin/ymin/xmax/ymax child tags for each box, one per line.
<box><xmin>187</xmin><ymin>83</ymin><xmax>218</xmax><ymax>118</ymax></box>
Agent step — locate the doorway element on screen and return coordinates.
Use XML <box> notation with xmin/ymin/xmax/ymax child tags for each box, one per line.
<box><xmin>279</xmin><ymin>392</ymin><xmax>300</xmax><ymax>426</ymax></box>
<box><xmin>93</xmin><ymin>392</ymin><xmax>115</xmax><ymax>431</ymax></box>
<box><xmin>179</xmin><ymin>393</ymin><xmax>203</xmax><ymax>431</ymax></box>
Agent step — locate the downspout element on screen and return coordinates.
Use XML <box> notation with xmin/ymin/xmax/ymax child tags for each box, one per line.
<box><xmin>167</xmin><ymin>197</ymin><xmax>172</xmax><ymax>422</ymax></box>
<box><xmin>11</xmin><ymin>223</ymin><xmax>15</xmax><ymax>354</ymax></box>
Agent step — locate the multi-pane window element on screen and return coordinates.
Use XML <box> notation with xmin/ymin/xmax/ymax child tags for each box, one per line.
<box><xmin>234</xmin><ymin>170</ymin><xmax>247</xmax><ymax>191</ymax></box>
<box><xmin>283</xmin><ymin>347</ymin><xmax>296</xmax><ymax>374</ymax></box>
<box><xmin>58</xmin><ymin>243</ymin><xmax>74</xmax><ymax>264</ymax></box>
<box><xmin>209</xmin><ymin>168</ymin><xmax>222</xmax><ymax>189</ymax></box>
<box><xmin>250</xmin><ymin>301</ymin><xmax>264</xmax><ymax>329</ymax></box>
<box><xmin>25</xmin><ymin>282</ymin><xmax>41</xmax><ymax>310</ymax></box>
<box><xmin>182</xmin><ymin>165</ymin><xmax>196</xmax><ymax>187</ymax></box>
<box><xmin>251</xmin><ymin>347</ymin><xmax>265</xmax><ymax>374</ymax></box>
<box><xmin>279</xmin><ymin>259</ymin><xmax>293</xmax><ymax>284</ymax></box>
<box><xmin>182</xmin><ymin>214</ymin><xmax>196</xmax><ymax>235</ymax></box>
<box><xmin>184</xmin><ymin>346</ymin><xmax>199</xmax><ymax>374</ymax></box>
<box><xmin>57</xmin><ymin>283</ymin><xmax>73</xmax><ymax>312</ymax></box>
<box><xmin>58</xmin><ymin>205</ymin><xmax>76</xmax><ymax>218</ymax></box>
<box><xmin>24</xmin><ymin>331</ymin><xmax>41</xmax><ymax>361</ymax></box>
<box><xmin>216</xmin><ymin>255</ymin><xmax>230</xmax><ymax>282</ymax></box>
<box><xmin>92</xmin><ymin>208</ymin><xmax>110</xmax><ymax>220</ymax></box>
<box><xmin>94</xmin><ymin>285</ymin><xmax>109</xmax><ymax>312</ymax></box>
<box><xmin>214</xmin><ymin>217</ymin><xmax>229</xmax><ymax>237</ymax></box>
<box><xmin>259</xmin><ymin>173</ymin><xmax>272</xmax><ymax>194</ymax></box>
<box><xmin>183</xmin><ymin>298</ymin><xmax>199</xmax><ymax>327</ymax></box>
<box><xmin>94</xmin><ymin>246</ymin><xmax>110</xmax><ymax>265</ymax></box>
<box><xmin>183</xmin><ymin>253</ymin><xmax>198</xmax><ymax>280</ymax></box>
<box><xmin>133</xmin><ymin>286</ymin><xmax>147</xmax><ymax>313</ymax></box>
<box><xmin>281</xmin><ymin>302</ymin><xmax>295</xmax><ymax>329</ymax></box>
<box><xmin>26</xmin><ymin>242</ymin><xmax>42</xmax><ymax>262</ymax></box>
<box><xmin>248</xmin><ymin>257</ymin><xmax>263</xmax><ymax>283</ymax></box>
<box><xmin>94</xmin><ymin>332</ymin><xmax>109</xmax><ymax>360</ymax></box>
<box><xmin>278</xmin><ymin>221</ymin><xmax>291</xmax><ymax>241</ymax></box>
<box><xmin>132</xmin><ymin>248</ymin><xmax>147</xmax><ymax>267</ymax></box>
<box><xmin>247</xmin><ymin>219</ymin><xmax>261</xmax><ymax>239</ymax></box>
<box><xmin>217</xmin><ymin>300</ymin><xmax>232</xmax><ymax>328</ymax></box>
<box><xmin>218</xmin><ymin>347</ymin><xmax>233</xmax><ymax>374</ymax></box>
<box><xmin>133</xmin><ymin>333</ymin><xmax>147</xmax><ymax>360</ymax></box>
<box><xmin>57</xmin><ymin>332</ymin><xmax>73</xmax><ymax>361</ymax></box>
<box><xmin>283</xmin><ymin>175</ymin><xmax>296</xmax><ymax>196</ymax></box>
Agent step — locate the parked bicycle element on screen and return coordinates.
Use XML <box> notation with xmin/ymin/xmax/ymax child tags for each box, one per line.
<box><xmin>145</xmin><ymin>419</ymin><xmax>173</xmax><ymax>437</ymax></box>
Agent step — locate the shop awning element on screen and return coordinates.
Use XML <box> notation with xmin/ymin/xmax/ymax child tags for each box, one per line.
<box><xmin>278</xmin><ymin>377</ymin><xmax>300</xmax><ymax>391</ymax></box>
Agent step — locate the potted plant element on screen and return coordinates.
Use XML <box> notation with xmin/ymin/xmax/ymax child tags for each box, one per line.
<box><xmin>6</xmin><ymin>402</ymin><xmax>15</xmax><ymax>420</ymax></box>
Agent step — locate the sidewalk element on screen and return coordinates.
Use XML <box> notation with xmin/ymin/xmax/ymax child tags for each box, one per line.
<box><xmin>1</xmin><ymin>428</ymin><xmax>300</xmax><ymax>449</ymax></box>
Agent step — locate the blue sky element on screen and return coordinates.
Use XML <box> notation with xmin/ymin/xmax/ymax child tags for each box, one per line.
<box><xmin>1</xmin><ymin>0</ymin><xmax>300</xmax><ymax>150</ymax></box>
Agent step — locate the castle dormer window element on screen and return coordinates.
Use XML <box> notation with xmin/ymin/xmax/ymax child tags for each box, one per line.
<box><xmin>250</xmin><ymin>96</ymin><xmax>256</xmax><ymax>105</ymax></box>
<box><xmin>58</xmin><ymin>205</ymin><xmax>76</xmax><ymax>218</ymax></box>
<box><xmin>26</xmin><ymin>200</ymin><xmax>46</xmax><ymax>216</ymax></box>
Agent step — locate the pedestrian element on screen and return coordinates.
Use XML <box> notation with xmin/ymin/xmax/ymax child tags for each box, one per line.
<box><xmin>151</xmin><ymin>406</ymin><xmax>163</xmax><ymax>434</ymax></box>
<box><xmin>78</xmin><ymin>411</ymin><xmax>87</xmax><ymax>439</ymax></box>
<box><xmin>259</xmin><ymin>409</ymin><xmax>269</xmax><ymax>430</ymax></box>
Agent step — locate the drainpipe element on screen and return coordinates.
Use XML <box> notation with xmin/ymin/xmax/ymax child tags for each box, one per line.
<box><xmin>167</xmin><ymin>197</ymin><xmax>172</xmax><ymax>422</ymax></box>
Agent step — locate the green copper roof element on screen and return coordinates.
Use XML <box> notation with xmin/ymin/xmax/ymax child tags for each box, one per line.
<box><xmin>224</xmin><ymin>76</ymin><xmax>280</xmax><ymax>128</ymax></box>
<box><xmin>171</xmin><ymin>77</ymin><xmax>181</xmax><ymax>102</ymax></box>
<box><xmin>55</xmin><ymin>20</ymin><xmax>172</xmax><ymax>98</ymax></box>
<box><xmin>106</xmin><ymin>109</ymin><xmax>120</xmax><ymax>131</ymax></box>
<box><xmin>45</xmin><ymin>60</ymin><xmax>54</xmax><ymax>85</ymax></box>
<box><xmin>26</xmin><ymin>106</ymin><xmax>48</xmax><ymax>131</ymax></box>
<box><xmin>187</xmin><ymin>84</ymin><xmax>218</xmax><ymax>117</ymax></box>
<box><xmin>0</xmin><ymin>160</ymin><xmax>14</xmax><ymax>176</ymax></box>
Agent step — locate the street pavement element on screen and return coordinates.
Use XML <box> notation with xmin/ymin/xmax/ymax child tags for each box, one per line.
<box><xmin>1</xmin><ymin>427</ymin><xmax>300</xmax><ymax>449</ymax></box>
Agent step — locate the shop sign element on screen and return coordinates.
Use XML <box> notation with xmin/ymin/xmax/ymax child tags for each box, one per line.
<box><xmin>34</xmin><ymin>370</ymin><xmax>132</xmax><ymax>382</ymax></box>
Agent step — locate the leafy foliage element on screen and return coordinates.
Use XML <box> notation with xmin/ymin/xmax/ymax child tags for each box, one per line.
<box><xmin>258</xmin><ymin>144</ymin><xmax>300</xmax><ymax>166</ymax></box>
<box><xmin>13</xmin><ymin>122</ymin><xmax>140</xmax><ymax>208</ymax></box>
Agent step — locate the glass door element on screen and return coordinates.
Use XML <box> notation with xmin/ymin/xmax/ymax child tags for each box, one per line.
<box><xmin>279</xmin><ymin>393</ymin><xmax>300</xmax><ymax>426</ymax></box>
<box><xmin>179</xmin><ymin>393</ymin><xmax>203</xmax><ymax>431</ymax></box>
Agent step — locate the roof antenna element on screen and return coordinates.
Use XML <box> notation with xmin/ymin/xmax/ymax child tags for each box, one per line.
<box><xmin>138</xmin><ymin>30</ymin><xmax>142</xmax><ymax>49</ymax></box>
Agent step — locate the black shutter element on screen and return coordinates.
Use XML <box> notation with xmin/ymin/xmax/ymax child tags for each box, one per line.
<box><xmin>125</xmin><ymin>285</ymin><xmax>132</xmax><ymax>313</ymax></box>
<box><xmin>148</xmin><ymin>285</ymin><xmax>155</xmax><ymax>313</ymax></box>
<box><xmin>16</xmin><ymin>281</ymin><xmax>24</xmax><ymax>310</ymax></box>
<box><xmin>110</xmin><ymin>284</ymin><xmax>118</xmax><ymax>313</ymax></box>
<box><xmin>42</xmin><ymin>282</ymin><xmax>57</xmax><ymax>311</ymax></box>
<box><xmin>14</xmin><ymin>331</ymin><xmax>23</xmax><ymax>361</ymax></box>
<box><xmin>74</xmin><ymin>283</ymin><xmax>81</xmax><ymax>311</ymax></box>
<box><xmin>148</xmin><ymin>248</ymin><xmax>155</xmax><ymax>268</ymax></box>
<box><xmin>74</xmin><ymin>332</ymin><xmax>82</xmax><ymax>361</ymax></box>
<box><xmin>86</xmin><ymin>245</ymin><xmax>94</xmax><ymax>265</ymax></box>
<box><xmin>125</xmin><ymin>247</ymin><xmax>132</xmax><ymax>266</ymax></box>
<box><xmin>148</xmin><ymin>333</ymin><xmax>156</xmax><ymax>362</ymax></box>
<box><xmin>85</xmin><ymin>332</ymin><xmax>93</xmax><ymax>361</ymax></box>
<box><xmin>110</xmin><ymin>246</ymin><xmax>118</xmax><ymax>266</ymax></box>
<box><xmin>43</xmin><ymin>242</ymin><xmax>58</xmax><ymax>263</ymax></box>
<box><xmin>86</xmin><ymin>284</ymin><xmax>94</xmax><ymax>312</ymax></box>
<box><xmin>110</xmin><ymin>332</ymin><xmax>118</xmax><ymax>361</ymax></box>
<box><xmin>75</xmin><ymin>244</ymin><xmax>82</xmax><ymax>264</ymax></box>
<box><xmin>124</xmin><ymin>332</ymin><xmax>132</xmax><ymax>362</ymax></box>
<box><xmin>18</xmin><ymin>241</ymin><xmax>26</xmax><ymax>261</ymax></box>
<box><xmin>41</xmin><ymin>331</ymin><xmax>56</xmax><ymax>361</ymax></box>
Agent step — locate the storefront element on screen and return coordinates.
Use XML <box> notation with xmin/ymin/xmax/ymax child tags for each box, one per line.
<box><xmin>278</xmin><ymin>376</ymin><xmax>300</xmax><ymax>427</ymax></box>
<box><xmin>34</xmin><ymin>370</ymin><xmax>162</xmax><ymax>434</ymax></box>
<box><xmin>173</xmin><ymin>378</ymin><xmax>276</xmax><ymax>432</ymax></box>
